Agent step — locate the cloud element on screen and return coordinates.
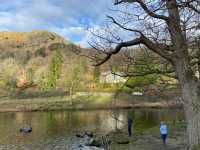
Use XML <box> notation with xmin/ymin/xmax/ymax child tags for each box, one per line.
<box><xmin>0</xmin><ymin>0</ymin><xmax>113</xmax><ymax>47</ymax></box>
<box><xmin>0</xmin><ymin>12</ymin><xmax>13</xmax><ymax>25</ymax></box>
<box><xmin>50</xmin><ymin>26</ymin><xmax>93</xmax><ymax>47</ymax></box>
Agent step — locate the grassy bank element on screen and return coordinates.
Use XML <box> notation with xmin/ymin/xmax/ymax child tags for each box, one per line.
<box><xmin>0</xmin><ymin>93</ymin><xmax>113</xmax><ymax>112</ymax></box>
<box><xmin>0</xmin><ymin>92</ymin><xmax>182</xmax><ymax>112</ymax></box>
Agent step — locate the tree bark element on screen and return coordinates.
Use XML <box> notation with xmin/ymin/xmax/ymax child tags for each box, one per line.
<box><xmin>166</xmin><ymin>1</ymin><xmax>200</xmax><ymax>147</ymax></box>
<box><xmin>182</xmin><ymin>82</ymin><xmax>200</xmax><ymax>150</ymax></box>
<box><xmin>175</xmin><ymin>59</ymin><xmax>200</xmax><ymax>149</ymax></box>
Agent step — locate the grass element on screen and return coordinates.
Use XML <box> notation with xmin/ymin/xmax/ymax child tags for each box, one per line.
<box><xmin>0</xmin><ymin>91</ymin><xmax>181</xmax><ymax>112</ymax></box>
<box><xmin>0</xmin><ymin>92</ymin><xmax>114</xmax><ymax>112</ymax></box>
<box><xmin>192</xmin><ymin>145</ymin><xmax>200</xmax><ymax>150</ymax></box>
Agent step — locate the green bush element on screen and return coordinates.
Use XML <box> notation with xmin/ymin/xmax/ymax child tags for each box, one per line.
<box><xmin>35</xmin><ymin>47</ymin><xmax>46</xmax><ymax>57</ymax></box>
<box><xmin>126</xmin><ymin>75</ymin><xmax>158</xmax><ymax>88</ymax></box>
<box><xmin>121</xmin><ymin>86</ymin><xmax>133</xmax><ymax>93</ymax></box>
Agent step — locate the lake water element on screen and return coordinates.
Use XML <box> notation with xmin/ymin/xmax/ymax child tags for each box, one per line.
<box><xmin>0</xmin><ymin>109</ymin><xmax>184</xmax><ymax>150</ymax></box>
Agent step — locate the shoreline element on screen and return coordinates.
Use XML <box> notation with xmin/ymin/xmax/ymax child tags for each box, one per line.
<box><xmin>0</xmin><ymin>93</ymin><xmax>182</xmax><ymax>113</ymax></box>
<box><xmin>109</xmin><ymin>122</ymin><xmax>187</xmax><ymax>150</ymax></box>
<box><xmin>74</xmin><ymin>120</ymin><xmax>187</xmax><ymax>150</ymax></box>
<box><xmin>0</xmin><ymin>101</ymin><xmax>182</xmax><ymax>113</ymax></box>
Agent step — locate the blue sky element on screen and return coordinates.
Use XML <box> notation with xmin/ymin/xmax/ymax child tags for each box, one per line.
<box><xmin>0</xmin><ymin>0</ymin><xmax>113</xmax><ymax>47</ymax></box>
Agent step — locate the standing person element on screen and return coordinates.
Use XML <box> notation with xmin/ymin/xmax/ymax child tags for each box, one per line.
<box><xmin>127</xmin><ymin>115</ymin><xmax>133</xmax><ymax>137</ymax></box>
<box><xmin>160</xmin><ymin>121</ymin><xmax>167</xmax><ymax>145</ymax></box>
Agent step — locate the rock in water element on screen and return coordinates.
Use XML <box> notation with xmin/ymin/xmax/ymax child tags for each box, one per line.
<box><xmin>76</xmin><ymin>133</ymin><xmax>84</xmax><ymax>138</ymax></box>
<box><xmin>19</xmin><ymin>125</ymin><xmax>32</xmax><ymax>133</ymax></box>
<box><xmin>85</xmin><ymin>131</ymin><xmax>94</xmax><ymax>138</ymax></box>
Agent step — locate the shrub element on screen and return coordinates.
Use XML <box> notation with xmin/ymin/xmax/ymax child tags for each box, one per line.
<box><xmin>35</xmin><ymin>47</ymin><xmax>46</xmax><ymax>57</ymax></box>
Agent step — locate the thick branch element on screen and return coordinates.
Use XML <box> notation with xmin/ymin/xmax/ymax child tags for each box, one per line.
<box><xmin>95</xmin><ymin>38</ymin><xmax>142</xmax><ymax>66</ymax></box>
<box><xmin>111</xmin><ymin>68</ymin><xmax>175</xmax><ymax>77</ymax></box>
<box><xmin>96</xmin><ymin>35</ymin><xmax>174</xmax><ymax>66</ymax></box>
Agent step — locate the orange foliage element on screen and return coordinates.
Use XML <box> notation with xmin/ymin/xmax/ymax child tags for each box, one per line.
<box><xmin>16</xmin><ymin>70</ymin><xmax>28</xmax><ymax>88</ymax></box>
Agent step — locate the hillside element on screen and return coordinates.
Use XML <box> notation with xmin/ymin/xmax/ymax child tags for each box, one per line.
<box><xmin>0</xmin><ymin>30</ymin><xmax>177</xmax><ymax>99</ymax></box>
<box><xmin>0</xmin><ymin>30</ymin><xmax>68</xmax><ymax>45</ymax></box>
<box><xmin>0</xmin><ymin>30</ymin><xmax>96</xmax><ymax>96</ymax></box>
<box><xmin>0</xmin><ymin>30</ymin><xmax>71</xmax><ymax>59</ymax></box>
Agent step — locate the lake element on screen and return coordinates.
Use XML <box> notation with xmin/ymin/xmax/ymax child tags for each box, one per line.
<box><xmin>0</xmin><ymin>109</ymin><xmax>184</xmax><ymax>150</ymax></box>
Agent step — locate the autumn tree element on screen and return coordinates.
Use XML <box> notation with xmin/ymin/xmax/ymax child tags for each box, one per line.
<box><xmin>90</xmin><ymin>0</ymin><xmax>200</xmax><ymax>149</ymax></box>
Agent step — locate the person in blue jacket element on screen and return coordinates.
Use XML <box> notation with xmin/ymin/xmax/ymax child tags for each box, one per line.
<box><xmin>160</xmin><ymin>121</ymin><xmax>167</xmax><ymax>144</ymax></box>
<box><xmin>127</xmin><ymin>115</ymin><xmax>133</xmax><ymax>137</ymax></box>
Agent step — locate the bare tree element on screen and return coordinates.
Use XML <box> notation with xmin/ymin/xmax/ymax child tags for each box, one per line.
<box><xmin>90</xmin><ymin>0</ymin><xmax>200</xmax><ymax>149</ymax></box>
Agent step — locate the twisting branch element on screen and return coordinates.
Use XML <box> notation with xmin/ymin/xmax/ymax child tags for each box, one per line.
<box><xmin>95</xmin><ymin>37</ymin><xmax>142</xmax><ymax>66</ymax></box>
<box><xmin>111</xmin><ymin>68</ymin><xmax>175</xmax><ymax>77</ymax></box>
<box><xmin>187</xmin><ymin>4</ymin><xmax>200</xmax><ymax>14</ymax></box>
<box><xmin>114</xmin><ymin>0</ymin><xmax>169</xmax><ymax>21</ymax></box>
<box><xmin>179</xmin><ymin>0</ymin><xmax>200</xmax><ymax>14</ymax></box>
<box><xmin>95</xmin><ymin>33</ymin><xmax>174</xmax><ymax>66</ymax></box>
<box><xmin>107</xmin><ymin>15</ymin><xmax>143</xmax><ymax>34</ymax></box>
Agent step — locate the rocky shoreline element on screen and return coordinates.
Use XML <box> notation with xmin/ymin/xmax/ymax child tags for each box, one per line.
<box><xmin>73</xmin><ymin>120</ymin><xmax>187</xmax><ymax>150</ymax></box>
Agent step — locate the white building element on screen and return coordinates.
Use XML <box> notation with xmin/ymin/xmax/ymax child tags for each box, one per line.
<box><xmin>195</xmin><ymin>71</ymin><xmax>200</xmax><ymax>79</ymax></box>
<box><xmin>99</xmin><ymin>71</ymin><xmax>126</xmax><ymax>83</ymax></box>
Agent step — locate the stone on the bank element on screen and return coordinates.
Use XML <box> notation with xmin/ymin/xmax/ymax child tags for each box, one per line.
<box><xmin>90</xmin><ymin>138</ymin><xmax>102</xmax><ymax>147</ymax></box>
<box><xmin>116</xmin><ymin>140</ymin><xmax>129</xmax><ymax>144</ymax></box>
<box><xmin>109</xmin><ymin>131</ymin><xmax>130</xmax><ymax>145</ymax></box>
<box><xmin>78</xmin><ymin>146</ymin><xmax>105</xmax><ymax>150</ymax></box>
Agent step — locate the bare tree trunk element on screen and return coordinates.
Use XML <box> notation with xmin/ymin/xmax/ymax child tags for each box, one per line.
<box><xmin>182</xmin><ymin>83</ymin><xmax>200</xmax><ymax>150</ymax></box>
<box><xmin>176</xmin><ymin>60</ymin><xmax>200</xmax><ymax>149</ymax></box>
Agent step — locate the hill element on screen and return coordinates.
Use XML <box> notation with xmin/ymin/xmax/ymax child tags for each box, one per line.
<box><xmin>0</xmin><ymin>30</ymin><xmax>176</xmax><ymax>98</ymax></box>
<box><xmin>0</xmin><ymin>30</ymin><xmax>96</xmax><ymax>96</ymax></box>
<box><xmin>0</xmin><ymin>30</ymin><xmax>72</xmax><ymax>59</ymax></box>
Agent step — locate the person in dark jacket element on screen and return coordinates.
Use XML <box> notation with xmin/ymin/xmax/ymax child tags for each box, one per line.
<box><xmin>127</xmin><ymin>115</ymin><xmax>133</xmax><ymax>136</ymax></box>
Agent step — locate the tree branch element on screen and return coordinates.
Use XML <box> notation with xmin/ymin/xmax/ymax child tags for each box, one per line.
<box><xmin>95</xmin><ymin>35</ymin><xmax>174</xmax><ymax>66</ymax></box>
<box><xmin>179</xmin><ymin>0</ymin><xmax>200</xmax><ymax>14</ymax></box>
<box><xmin>187</xmin><ymin>3</ymin><xmax>200</xmax><ymax>14</ymax></box>
<box><xmin>111</xmin><ymin>68</ymin><xmax>175</xmax><ymax>77</ymax></box>
<box><xmin>107</xmin><ymin>15</ymin><xmax>143</xmax><ymax>34</ymax></box>
<box><xmin>114</xmin><ymin>0</ymin><xmax>169</xmax><ymax>21</ymax></box>
<box><xmin>95</xmin><ymin>38</ymin><xmax>142</xmax><ymax>66</ymax></box>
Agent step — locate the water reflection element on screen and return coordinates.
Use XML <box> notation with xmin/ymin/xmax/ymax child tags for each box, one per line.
<box><xmin>0</xmin><ymin>109</ymin><xmax>184</xmax><ymax>148</ymax></box>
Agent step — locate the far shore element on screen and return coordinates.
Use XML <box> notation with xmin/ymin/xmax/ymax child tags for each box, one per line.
<box><xmin>0</xmin><ymin>92</ymin><xmax>182</xmax><ymax>112</ymax></box>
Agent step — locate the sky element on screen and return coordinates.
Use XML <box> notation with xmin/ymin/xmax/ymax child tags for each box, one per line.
<box><xmin>0</xmin><ymin>0</ymin><xmax>113</xmax><ymax>47</ymax></box>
